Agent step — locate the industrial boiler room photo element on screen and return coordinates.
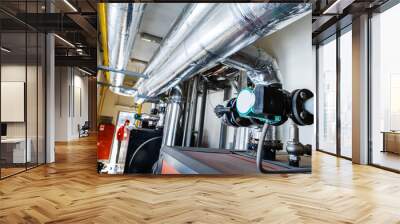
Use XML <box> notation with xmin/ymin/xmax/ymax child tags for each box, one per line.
<box><xmin>96</xmin><ymin>2</ymin><xmax>315</xmax><ymax>175</ymax></box>
<box><xmin>2</xmin><ymin>0</ymin><xmax>400</xmax><ymax>222</ymax></box>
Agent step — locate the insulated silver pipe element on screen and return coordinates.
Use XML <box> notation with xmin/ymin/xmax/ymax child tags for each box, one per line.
<box><xmin>181</xmin><ymin>81</ymin><xmax>193</xmax><ymax>146</ymax></box>
<box><xmin>267</xmin><ymin>125</ymin><xmax>278</xmax><ymax>140</ymax></box>
<box><xmin>184</xmin><ymin>76</ymin><xmax>199</xmax><ymax>147</ymax></box>
<box><xmin>106</xmin><ymin>3</ymin><xmax>145</xmax><ymax>96</ymax></box>
<box><xmin>162</xmin><ymin>86</ymin><xmax>183</xmax><ymax>146</ymax></box>
<box><xmin>151</xmin><ymin>103</ymin><xmax>157</xmax><ymax>111</ymax></box>
<box><xmin>235</xmin><ymin>128</ymin><xmax>250</xmax><ymax>151</ymax></box>
<box><xmin>219</xmin><ymin>87</ymin><xmax>231</xmax><ymax>149</ymax></box>
<box><xmin>196</xmin><ymin>80</ymin><xmax>207</xmax><ymax>147</ymax></box>
<box><xmin>133</xmin><ymin>3</ymin><xmax>215</xmax><ymax>97</ymax></box>
<box><xmin>156</xmin><ymin>102</ymin><xmax>167</xmax><ymax>128</ymax></box>
<box><xmin>135</xmin><ymin>3</ymin><xmax>310</xmax><ymax>102</ymax></box>
<box><xmin>223</xmin><ymin>45</ymin><xmax>282</xmax><ymax>86</ymax></box>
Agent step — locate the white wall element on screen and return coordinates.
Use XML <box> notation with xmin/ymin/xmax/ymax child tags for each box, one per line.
<box><xmin>254</xmin><ymin>13</ymin><xmax>315</xmax><ymax>147</ymax></box>
<box><xmin>72</xmin><ymin>73</ymin><xmax>89</xmax><ymax>138</ymax></box>
<box><xmin>54</xmin><ymin>67</ymin><xmax>89</xmax><ymax>141</ymax></box>
<box><xmin>55</xmin><ymin>67</ymin><xmax>68</xmax><ymax>141</ymax></box>
<box><xmin>201</xmin><ymin>90</ymin><xmax>225</xmax><ymax>148</ymax></box>
<box><xmin>199</xmin><ymin>86</ymin><xmax>241</xmax><ymax>149</ymax></box>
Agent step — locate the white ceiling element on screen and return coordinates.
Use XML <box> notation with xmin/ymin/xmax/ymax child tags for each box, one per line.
<box><xmin>129</xmin><ymin>3</ymin><xmax>187</xmax><ymax>66</ymax></box>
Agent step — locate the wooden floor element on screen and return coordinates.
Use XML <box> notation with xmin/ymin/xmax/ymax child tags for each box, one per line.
<box><xmin>1</xmin><ymin>167</ymin><xmax>26</xmax><ymax>178</ymax></box>
<box><xmin>372</xmin><ymin>150</ymin><xmax>400</xmax><ymax>171</ymax></box>
<box><xmin>1</xmin><ymin>136</ymin><xmax>400</xmax><ymax>223</ymax></box>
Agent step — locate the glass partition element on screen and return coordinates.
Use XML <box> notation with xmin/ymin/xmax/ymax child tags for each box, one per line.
<box><xmin>0</xmin><ymin>26</ymin><xmax>28</xmax><ymax>178</ymax></box>
<box><xmin>0</xmin><ymin>1</ymin><xmax>46</xmax><ymax>179</ymax></box>
<box><xmin>317</xmin><ymin>36</ymin><xmax>337</xmax><ymax>155</ymax></box>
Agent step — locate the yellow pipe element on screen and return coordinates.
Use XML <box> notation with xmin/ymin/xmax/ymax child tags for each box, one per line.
<box><xmin>97</xmin><ymin>3</ymin><xmax>110</xmax><ymax>119</ymax></box>
<box><xmin>135</xmin><ymin>104</ymin><xmax>143</xmax><ymax>127</ymax></box>
<box><xmin>98</xmin><ymin>3</ymin><xmax>110</xmax><ymax>82</ymax></box>
<box><xmin>98</xmin><ymin>87</ymin><xmax>107</xmax><ymax>120</ymax></box>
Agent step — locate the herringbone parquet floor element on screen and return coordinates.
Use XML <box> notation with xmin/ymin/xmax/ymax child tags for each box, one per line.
<box><xmin>1</xmin><ymin>135</ymin><xmax>400</xmax><ymax>223</ymax></box>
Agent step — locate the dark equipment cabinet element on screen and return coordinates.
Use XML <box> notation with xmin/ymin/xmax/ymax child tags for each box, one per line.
<box><xmin>124</xmin><ymin>128</ymin><xmax>163</xmax><ymax>174</ymax></box>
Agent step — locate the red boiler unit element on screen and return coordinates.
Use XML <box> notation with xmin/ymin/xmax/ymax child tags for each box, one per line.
<box><xmin>97</xmin><ymin>123</ymin><xmax>115</xmax><ymax>160</ymax></box>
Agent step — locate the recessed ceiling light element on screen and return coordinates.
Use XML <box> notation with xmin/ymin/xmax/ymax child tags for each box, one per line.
<box><xmin>63</xmin><ymin>0</ymin><xmax>78</xmax><ymax>12</ymax></box>
<box><xmin>142</xmin><ymin>38</ymin><xmax>152</xmax><ymax>42</ymax></box>
<box><xmin>323</xmin><ymin>0</ymin><xmax>355</xmax><ymax>15</ymax></box>
<box><xmin>217</xmin><ymin>77</ymin><xmax>226</xmax><ymax>81</ymax></box>
<box><xmin>54</xmin><ymin>34</ymin><xmax>75</xmax><ymax>48</ymax></box>
<box><xmin>130</xmin><ymin>58</ymin><xmax>148</xmax><ymax>65</ymax></box>
<box><xmin>140</xmin><ymin>33</ymin><xmax>162</xmax><ymax>44</ymax></box>
<box><xmin>1</xmin><ymin>47</ymin><xmax>11</xmax><ymax>53</ymax></box>
<box><xmin>78</xmin><ymin>67</ymin><xmax>92</xmax><ymax>76</ymax></box>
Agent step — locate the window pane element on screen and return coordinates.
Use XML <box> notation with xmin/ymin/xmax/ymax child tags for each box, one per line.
<box><xmin>318</xmin><ymin>38</ymin><xmax>337</xmax><ymax>154</ymax></box>
<box><xmin>340</xmin><ymin>29</ymin><xmax>352</xmax><ymax>158</ymax></box>
<box><xmin>371</xmin><ymin>3</ymin><xmax>400</xmax><ymax>171</ymax></box>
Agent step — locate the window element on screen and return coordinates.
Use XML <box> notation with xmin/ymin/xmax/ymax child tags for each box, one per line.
<box><xmin>318</xmin><ymin>37</ymin><xmax>337</xmax><ymax>154</ymax></box>
<box><xmin>370</xmin><ymin>3</ymin><xmax>400</xmax><ymax>171</ymax></box>
<box><xmin>339</xmin><ymin>28</ymin><xmax>352</xmax><ymax>158</ymax></box>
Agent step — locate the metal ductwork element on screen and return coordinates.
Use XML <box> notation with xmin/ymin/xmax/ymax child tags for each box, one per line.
<box><xmin>135</xmin><ymin>3</ymin><xmax>310</xmax><ymax>103</ymax></box>
<box><xmin>223</xmin><ymin>45</ymin><xmax>282</xmax><ymax>86</ymax></box>
<box><xmin>133</xmin><ymin>3</ymin><xmax>215</xmax><ymax>98</ymax></box>
<box><xmin>162</xmin><ymin>86</ymin><xmax>183</xmax><ymax>146</ymax></box>
<box><xmin>106</xmin><ymin>3</ymin><xmax>145</xmax><ymax>96</ymax></box>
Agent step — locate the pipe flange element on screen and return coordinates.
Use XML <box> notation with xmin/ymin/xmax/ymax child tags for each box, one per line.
<box><xmin>290</xmin><ymin>89</ymin><xmax>313</xmax><ymax>126</ymax></box>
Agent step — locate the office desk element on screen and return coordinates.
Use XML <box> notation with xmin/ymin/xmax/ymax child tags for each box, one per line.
<box><xmin>382</xmin><ymin>131</ymin><xmax>400</xmax><ymax>154</ymax></box>
<box><xmin>1</xmin><ymin>138</ymin><xmax>31</xmax><ymax>163</ymax></box>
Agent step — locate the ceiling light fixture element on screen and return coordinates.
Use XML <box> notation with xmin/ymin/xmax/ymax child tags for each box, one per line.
<box><xmin>140</xmin><ymin>32</ymin><xmax>162</xmax><ymax>44</ymax></box>
<box><xmin>323</xmin><ymin>0</ymin><xmax>355</xmax><ymax>15</ymax></box>
<box><xmin>130</xmin><ymin>57</ymin><xmax>148</xmax><ymax>65</ymax></box>
<box><xmin>63</xmin><ymin>0</ymin><xmax>78</xmax><ymax>12</ymax></box>
<box><xmin>54</xmin><ymin>34</ymin><xmax>75</xmax><ymax>48</ymax></box>
<box><xmin>1</xmin><ymin>47</ymin><xmax>11</xmax><ymax>53</ymax></box>
<box><xmin>78</xmin><ymin>67</ymin><xmax>93</xmax><ymax>76</ymax></box>
<box><xmin>141</xmin><ymin>38</ymin><xmax>152</xmax><ymax>43</ymax></box>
